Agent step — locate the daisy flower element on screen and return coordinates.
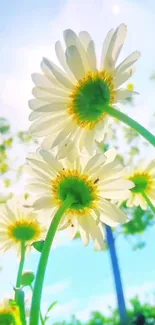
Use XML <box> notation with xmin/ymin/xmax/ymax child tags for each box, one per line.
<box><xmin>0</xmin><ymin>196</ymin><xmax>45</xmax><ymax>253</ymax></box>
<box><xmin>126</xmin><ymin>159</ymin><xmax>155</xmax><ymax>210</ymax></box>
<box><xmin>26</xmin><ymin>148</ymin><xmax>133</xmax><ymax>250</ymax></box>
<box><xmin>29</xmin><ymin>24</ymin><xmax>140</xmax><ymax>157</ymax></box>
<box><xmin>0</xmin><ymin>299</ymin><xmax>21</xmax><ymax>325</ymax></box>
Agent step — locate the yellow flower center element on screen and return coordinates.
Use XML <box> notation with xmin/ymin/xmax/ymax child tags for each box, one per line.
<box><xmin>51</xmin><ymin>169</ymin><xmax>99</xmax><ymax>215</ymax></box>
<box><xmin>68</xmin><ymin>71</ymin><xmax>115</xmax><ymax>129</ymax></box>
<box><xmin>7</xmin><ymin>218</ymin><xmax>41</xmax><ymax>243</ymax></box>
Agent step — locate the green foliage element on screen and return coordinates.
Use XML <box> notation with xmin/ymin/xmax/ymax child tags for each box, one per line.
<box><xmin>0</xmin><ymin>116</ymin><xmax>36</xmax><ymax>198</ymax></box>
<box><xmin>44</xmin><ymin>301</ymin><xmax>58</xmax><ymax>323</ymax></box>
<box><xmin>122</xmin><ymin>205</ymin><xmax>154</xmax><ymax>235</ymax></box>
<box><xmin>52</xmin><ymin>296</ymin><xmax>155</xmax><ymax>325</ymax></box>
<box><xmin>0</xmin><ymin>117</ymin><xmax>10</xmax><ymax>134</ymax></box>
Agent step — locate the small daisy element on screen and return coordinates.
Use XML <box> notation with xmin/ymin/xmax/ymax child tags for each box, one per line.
<box><xmin>126</xmin><ymin>159</ymin><xmax>155</xmax><ymax>210</ymax></box>
<box><xmin>26</xmin><ymin>148</ymin><xmax>133</xmax><ymax>250</ymax></box>
<box><xmin>29</xmin><ymin>24</ymin><xmax>140</xmax><ymax>156</ymax></box>
<box><xmin>0</xmin><ymin>299</ymin><xmax>21</xmax><ymax>325</ymax></box>
<box><xmin>0</xmin><ymin>196</ymin><xmax>45</xmax><ymax>253</ymax></box>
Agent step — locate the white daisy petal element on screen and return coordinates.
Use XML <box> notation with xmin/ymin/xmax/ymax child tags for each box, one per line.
<box><xmin>116</xmin><ymin>51</ymin><xmax>141</xmax><ymax>74</ymax></box>
<box><xmin>79</xmin><ymin>31</ymin><xmax>92</xmax><ymax>50</ymax></box>
<box><xmin>31</xmin><ymin>73</ymin><xmax>54</xmax><ymax>89</ymax></box>
<box><xmin>39</xmin><ymin>149</ymin><xmax>63</xmax><ymax>171</ymax></box>
<box><xmin>106</xmin><ymin>24</ymin><xmax>127</xmax><ymax>68</ymax></box>
<box><xmin>33</xmin><ymin>196</ymin><xmax>54</xmax><ymax>210</ymax></box>
<box><xmin>114</xmin><ymin>66</ymin><xmax>136</xmax><ymax>88</ymax></box>
<box><xmin>40</xmin><ymin>59</ymin><xmax>71</xmax><ymax>91</ymax></box>
<box><xmin>67</xmin><ymin>218</ymin><xmax>79</xmax><ymax>240</ymax></box>
<box><xmin>100</xmin><ymin>200</ymin><xmax>128</xmax><ymax>226</ymax></box>
<box><xmin>83</xmin><ymin>153</ymin><xmax>106</xmax><ymax>174</ymax></box>
<box><xmin>51</xmin><ymin>122</ymin><xmax>74</xmax><ymax>148</ymax></box>
<box><xmin>32</xmin><ymin>86</ymin><xmax>69</xmax><ymax>99</ymax></box>
<box><xmin>41</xmin><ymin>135</ymin><xmax>55</xmax><ymax>151</ymax></box>
<box><xmin>100</xmin><ymin>28</ymin><xmax>114</xmax><ymax>70</ymax></box>
<box><xmin>43</xmin><ymin>57</ymin><xmax>74</xmax><ymax>89</ymax></box>
<box><xmin>66</xmin><ymin>46</ymin><xmax>85</xmax><ymax>80</ymax></box>
<box><xmin>104</xmin><ymin>148</ymin><xmax>117</xmax><ymax>163</ymax></box>
<box><xmin>78</xmin><ymin>216</ymin><xmax>89</xmax><ymax>246</ymax></box>
<box><xmin>28</xmin><ymin>98</ymin><xmax>48</xmax><ymax>111</ymax></box>
<box><xmin>33</xmin><ymin>102</ymin><xmax>66</xmax><ymax>113</ymax></box>
<box><xmin>100</xmin><ymin>179</ymin><xmax>134</xmax><ymax>190</ymax></box>
<box><xmin>88</xmin><ymin>216</ymin><xmax>105</xmax><ymax>250</ymax></box>
<box><xmin>27</xmin><ymin>183</ymin><xmax>51</xmax><ymax>193</ymax></box>
<box><xmin>63</xmin><ymin>29</ymin><xmax>90</xmax><ymax>71</ymax></box>
<box><xmin>87</xmin><ymin>40</ymin><xmax>97</xmax><ymax>71</ymax></box>
<box><xmin>55</xmin><ymin>40</ymin><xmax>76</xmax><ymax>82</ymax></box>
<box><xmin>115</xmin><ymin>89</ymin><xmax>133</xmax><ymax>101</ymax></box>
<box><xmin>29</xmin><ymin>111</ymin><xmax>44</xmax><ymax>122</ymax></box>
<box><xmin>30</xmin><ymin>114</ymin><xmax>68</xmax><ymax>137</ymax></box>
<box><xmin>100</xmin><ymin>190</ymin><xmax>131</xmax><ymax>200</ymax></box>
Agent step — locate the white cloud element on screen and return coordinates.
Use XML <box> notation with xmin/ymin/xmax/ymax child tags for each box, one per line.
<box><xmin>47</xmin><ymin>299</ymin><xmax>79</xmax><ymax>320</ymax></box>
<box><xmin>46</xmin><ymin>281</ymin><xmax>155</xmax><ymax>322</ymax></box>
<box><xmin>44</xmin><ymin>280</ymin><xmax>71</xmax><ymax>296</ymax></box>
<box><xmin>76</xmin><ymin>281</ymin><xmax>155</xmax><ymax>321</ymax></box>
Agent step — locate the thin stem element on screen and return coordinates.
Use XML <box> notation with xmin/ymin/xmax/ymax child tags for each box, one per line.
<box><xmin>39</xmin><ymin>312</ymin><xmax>45</xmax><ymax>325</ymax></box>
<box><xmin>29</xmin><ymin>195</ymin><xmax>74</xmax><ymax>325</ymax></box>
<box><xmin>105</xmin><ymin>225</ymin><xmax>127</xmax><ymax>325</ymax></box>
<box><xmin>15</xmin><ymin>241</ymin><xmax>26</xmax><ymax>299</ymax></box>
<box><xmin>104</xmin><ymin>106</ymin><xmax>155</xmax><ymax>147</ymax></box>
<box><xmin>15</xmin><ymin>242</ymin><xmax>26</xmax><ymax>325</ymax></box>
<box><xmin>142</xmin><ymin>192</ymin><xmax>155</xmax><ymax>214</ymax></box>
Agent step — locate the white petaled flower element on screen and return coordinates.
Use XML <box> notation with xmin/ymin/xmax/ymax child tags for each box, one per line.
<box><xmin>29</xmin><ymin>24</ymin><xmax>140</xmax><ymax>157</ymax></box>
<box><xmin>0</xmin><ymin>196</ymin><xmax>45</xmax><ymax>253</ymax></box>
<box><xmin>26</xmin><ymin>148</ymin><xmax>134</xmax><ymax>250</ymax></box>
<box><xmin>126</xmin><ymin>159</ymin><xmax>155</xmax><ymax>210</ymax></box>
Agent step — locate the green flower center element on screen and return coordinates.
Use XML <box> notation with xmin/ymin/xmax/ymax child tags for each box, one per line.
<box><xmin>69</xmin><ymin>72</ymin><xmax>115</xmax><ymax>129</ymax></box>
<box><xmin>12</xmin><ymin>225</ymin><xmax>37</xmax><ymax>242</ymax></box>
<box><xmin>52</xmin><ymin>170</ymin><xmax>98</xmax><ymax>215</ymax></box>
<box><xmin>58</xmin><ymin>177</ymin><xmax>94</xmax><ymax>210</ymax></box>
<box><xmin>130</xmin><ymin>175</ymin><xmax>149</xmax><ymax>193</ymax></box>
<box><xmin>74</xmin><ymin>79</ymin><xmax>110</xmax><ymax>119</ymax></box>
<box><xmin>0</xmin><ymin>313</ymin><xmax>15</xmax><ymax>325</ymax></box>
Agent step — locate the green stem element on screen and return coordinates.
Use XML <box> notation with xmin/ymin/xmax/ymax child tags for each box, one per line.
<box><xmin>142</xmin><ymin>192</ymin><xmax>155</xmax><ymax>214</ymax></box>
<box><xmin>16</xmin><ymin>290</ymin><xmax>27</xmax><ymax>325</ymax></box>
<box><xmin>39</xmin><ymin>312</ymin><xmax>45</xmax><ymax>325</ymax></box>
<box><xmin>15</xmin><ymin>241</ymin><xmax>26</xmax><ymax>300</ymax></box>
<box><xmin>15</xmin><ymin>241</ymin><xmax>26</xmax><ymax>325</ymax></box>
<box><xmin>29</xmin><ymin>195</ymin><xmax>74</xmax><ymax>325</ymax></box>
<box><xmin>104</xmin><ymin>106</ymin><xmax>155</xmax><ymax>147</ymax></box>
<box><xmin>30</xmin><ymin>285</ymin><xmax>45</xmax><ymax>325</ymax></box>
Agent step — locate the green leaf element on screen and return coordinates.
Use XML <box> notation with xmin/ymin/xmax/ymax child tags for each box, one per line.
<box><xmin>47</xmin><ymin>301</ymin><xmax>58</xmax><ymax>313</ymax></box>
<box><xmin>0</xmin><ymin>144</ymin><xmax>6</xmax><ymax>152</ymax></box>
<box><xmin>32</xmin><ymin>240</ymin><xmax>45</xmax><ymax>252</ymax></box>
<box><xmin>21</xmin><ymin>271</ymin><xmax>35</xmax><ymax>286</ymax></box>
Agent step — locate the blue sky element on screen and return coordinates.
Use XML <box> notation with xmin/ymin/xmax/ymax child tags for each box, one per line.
<box><xmin>0</xmin><ymin>0</ymin><xmax>155</xmax><ymax>322</ymax></box>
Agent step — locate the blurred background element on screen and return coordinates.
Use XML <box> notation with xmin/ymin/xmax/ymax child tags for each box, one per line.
<box><xmin>0</xmin><ymin>0</ymin><xmax>155</xmax><ymax>324</ymax></box>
